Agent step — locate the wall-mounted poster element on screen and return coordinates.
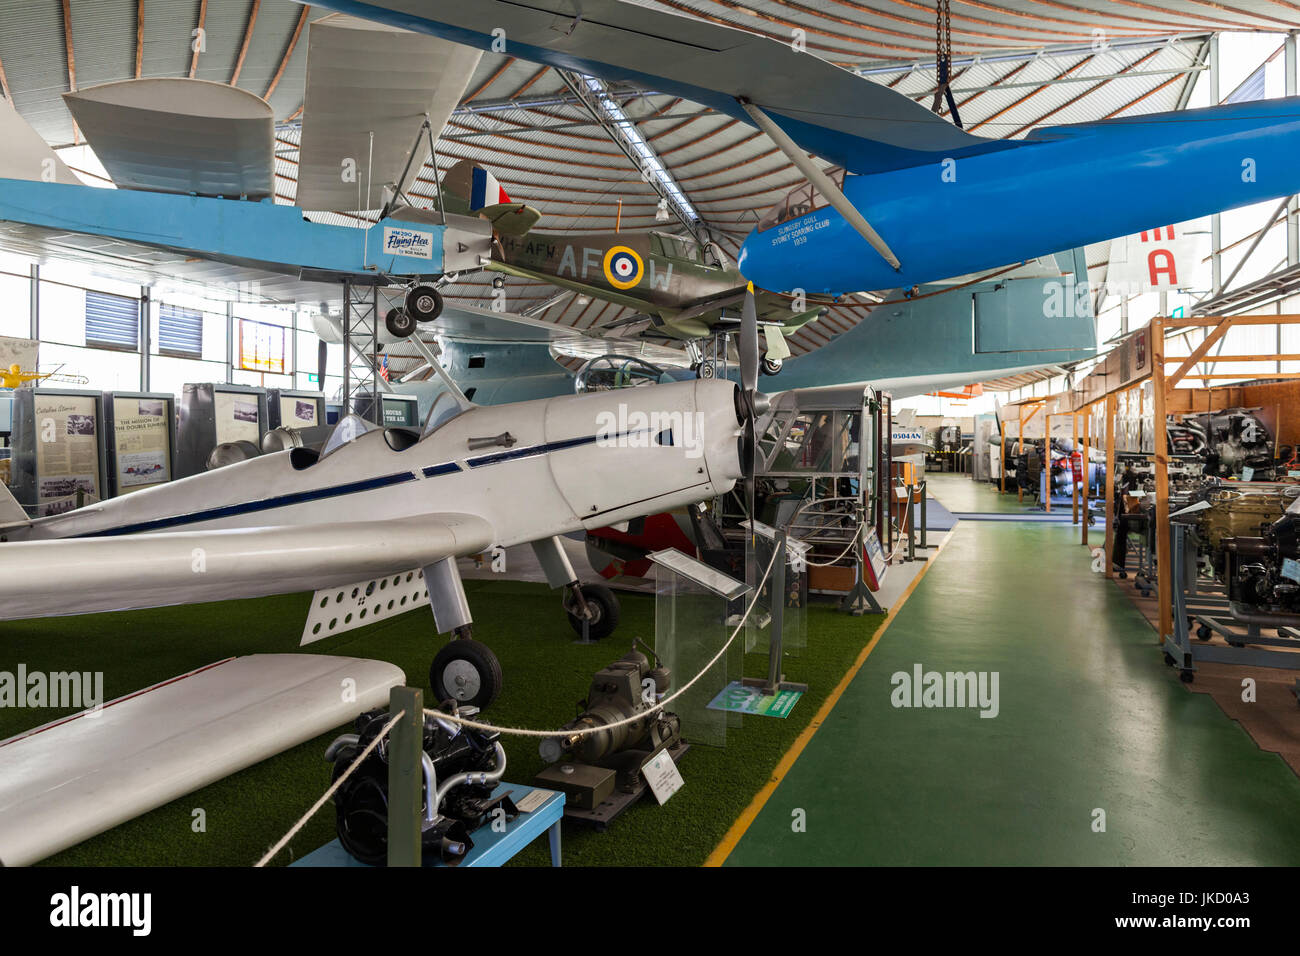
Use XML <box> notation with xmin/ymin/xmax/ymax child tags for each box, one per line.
<box><xmin>0</xmin><ymin>335</ymin><xmax>39</xmax><ymax>385</ymax></box>
<box><xmin>33</xmin><ymin>392</ymin><xmax>100</xmax><ymax>515</ymax></box>
<box><xmin>281</xmin><ymin>396</ymin><xmax>318</xmax><ymax>427</ymax></box>
<box><xmin>214</xmin><ymin>391</ymin><xmax>262</xmax><ymax>445</ymax></box>
<box><xmin>112</xmin><ymin>396</ymin><xmax>171</xmax><ymax>493</ymax></box>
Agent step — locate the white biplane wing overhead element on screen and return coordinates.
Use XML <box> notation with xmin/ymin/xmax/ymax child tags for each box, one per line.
<box><xmin>0</xmin><ymin>508</ymin><xmax>493</xmax><ymax>622</ymax></box>
<box><xmin>297</xmin><ymin>13</ymin><xmax>484</xmax><ymax>211</ymax></box>
<box><xmin>64</xmin><ymin>79</ymin><xmax>277</xmax><ymax>200</ymax></box>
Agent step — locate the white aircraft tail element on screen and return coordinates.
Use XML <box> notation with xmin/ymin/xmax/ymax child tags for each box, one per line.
<box><xmin>0</xmin><ymin>97</ymin><xmax>81</xmax><ymax>186</ymax></box>
<box><xmin>0</xmin><ymin>481</ymin><xmax>29</xmax><ymax>530</ymax></box>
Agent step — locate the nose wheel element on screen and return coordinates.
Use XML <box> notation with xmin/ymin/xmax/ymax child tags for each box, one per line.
<box><xmin>563</xmin><ymin>582</ymin><xmax>621</xmax><ymax>640</ymax></box>
<box><xmin>429</xmin><ymin>632</ymin><xmax>502</xmax><ymax>709</ymax></box>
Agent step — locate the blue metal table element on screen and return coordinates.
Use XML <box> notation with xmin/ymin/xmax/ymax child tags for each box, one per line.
<box><xmin>293</xmin><ymin>783</ymin><xmax>564</xmax><ymax>867</ymax></box>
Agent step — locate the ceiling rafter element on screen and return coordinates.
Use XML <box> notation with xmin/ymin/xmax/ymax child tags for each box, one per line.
<box><xmin>230</xmin><ymin>0</ymin><xmax>262</xmax><ymax>85</ymax></box>
<box><xmin>189</xmin><ymin>0</ymin><xmax>209</xmax><ymax>79</ymax></box>
<box><xmin>135</xmin><ymin>0</ymin><xmax>144</xmax><ymax>78</ymax></box>
<box><xmin>264</xmin><ymin>4</ymin><xmax>309</xmax><ymax>103</ymax></box>
<box><xmin>61</xmin><ymin>0</ymin><xmax>77</xmax><ymax>143</ymax></box>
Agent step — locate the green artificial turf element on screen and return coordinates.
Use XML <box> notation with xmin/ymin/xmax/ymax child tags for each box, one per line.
<box><xmin>1</xmin><ymin>578</ymin><xmax>880</xmax><ymax>867</ymax></box>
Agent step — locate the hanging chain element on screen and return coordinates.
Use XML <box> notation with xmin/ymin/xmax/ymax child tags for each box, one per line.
<box><xmin>929</xmin><ymin>0</ymin><xmax>963</xmax><ymax>128</ymax></box>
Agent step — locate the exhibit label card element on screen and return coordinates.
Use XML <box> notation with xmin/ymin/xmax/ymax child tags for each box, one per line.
<box><xmin>642</xmin><ymin>750</ymin><xmax>684</xmax><ymax>805</ymax></box>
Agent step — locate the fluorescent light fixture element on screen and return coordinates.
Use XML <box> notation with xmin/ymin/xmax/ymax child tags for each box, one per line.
<box><xmin>580</xmin><ymin>75</ymin><xmax>699</xmax><ymax>223</ymax></box>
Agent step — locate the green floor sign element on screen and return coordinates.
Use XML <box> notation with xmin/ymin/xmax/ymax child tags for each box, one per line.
<box><xmin>707</xmin><ymin>681</ymin><xmax>802</xmax><ymax>718</ymax></box>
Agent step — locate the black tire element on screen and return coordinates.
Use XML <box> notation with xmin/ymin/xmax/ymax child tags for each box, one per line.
<box><xmin>761</xmin><ymin>356</ymin><xmax>783</xmax><ymax>376</ymax></box>
<box><xmin>429</xmin><ymin>638</ymin><xmax>502</xmax><ymax>708</ymax></box>
<box><xmin>1179</xmin><ymin>669</ymin><xmax>1195</xmax><ymax>684</ymax></box>
<box><xmin>1118</xmin><ymin>570</ymin><xmax>1128</xmax><ymax>579</ymax></box>
<box><xmin>566</xmin><ymin>582</ymin><xmax>621</xmax><ymax>639</ymax></box>
<box><xmin>406</xmin><ymin>285</ymin><xmax>444</xmax><ymax>323</ymax></box>
<box><xmin>1196</xmin><ymin>624</ymin><xmax>1213</xmax><ymax>642</ymax></box>
<box><xmin>1163</xmin><ymin>652</ymin><xmax>1176</xmax><ymax>667</ymax></box>
<box><xmin>385</xmin><ymin>307</ymin><xmax>416</xmax><ymax>338</ymax></box>
<box><xmin>696</xmin><ymin>360</ymin><xmax>717</xmax><ymax>380</ymax></box>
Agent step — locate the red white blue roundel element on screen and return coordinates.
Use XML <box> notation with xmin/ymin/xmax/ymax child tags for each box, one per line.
<box><xmin>603</xmin><ymin>246</ymin><xmax>644</xmax><ymax>290</ymax></box>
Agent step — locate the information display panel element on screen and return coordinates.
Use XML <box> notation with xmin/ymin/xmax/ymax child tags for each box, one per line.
<box><xmin>105</xmin><ymin>392</ymin><xmax>175</xmax><ymax>496</ymax></box>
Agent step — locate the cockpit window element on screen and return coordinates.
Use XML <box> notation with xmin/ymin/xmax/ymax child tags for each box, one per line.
<box><xmin>423</xmin><ymin>390</ymin><xmax>469</xmax><ymax>438</ymax></box>
<box><xmin>574</xmin><ymin>354</ymin><xmax>669</xmax><ymax>393</ymax></box>
<box><xmin>652</xmin><ymin>232</ymin><xmax>701</xmax><ymax>263</ymax></box>
<box><xmin>318</xmin><ymin>414</ymin><xmax>378</xmax><ymax>460</ymax></box>
<box><xmin>756</xmin><ymin>167</ymin><xmax>847</xmax><ymax>233</ymax></box>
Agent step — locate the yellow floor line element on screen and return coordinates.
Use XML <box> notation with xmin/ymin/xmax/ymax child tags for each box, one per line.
<box><xmin>703</xmin><ymin>528</ymin><xmax>954</xmax><ymax>867</ymax></box>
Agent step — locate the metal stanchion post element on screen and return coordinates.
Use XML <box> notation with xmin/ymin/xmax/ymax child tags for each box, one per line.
<box><xmin>387</xmin><ymin>685</ymin><xmax>424</xmax><ymax>867</ymax></box>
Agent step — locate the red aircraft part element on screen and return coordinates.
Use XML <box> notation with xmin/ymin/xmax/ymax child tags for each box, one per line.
<box><xmin>586</xmin><ymin>511</ymin><xmax>696</xmax><ymax>580</ymax></box>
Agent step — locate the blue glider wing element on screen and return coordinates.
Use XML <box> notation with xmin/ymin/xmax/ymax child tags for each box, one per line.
<box><xmin>301</xmin><ymin>0</ymin><xmax>1018</xmax><ymax>174</ymax></box>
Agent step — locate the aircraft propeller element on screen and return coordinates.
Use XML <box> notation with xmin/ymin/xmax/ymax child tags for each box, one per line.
<box><xmin>737</xmin><ymin>282</ymin><xmax>770</xmax><ymax>536</ymax></box>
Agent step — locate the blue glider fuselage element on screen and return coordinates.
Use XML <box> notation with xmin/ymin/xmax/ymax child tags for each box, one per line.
<box><xmin>738</xmin><ymin>97</ymin><xmax>1300</xmax><ymax>296</ymax></box>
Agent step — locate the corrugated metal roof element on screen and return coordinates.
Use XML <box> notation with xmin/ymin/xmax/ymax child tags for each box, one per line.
<box><xmin>0</xmin><ymin>0</ymin><xmax>1246</xmax><ymax>376</ymax></box>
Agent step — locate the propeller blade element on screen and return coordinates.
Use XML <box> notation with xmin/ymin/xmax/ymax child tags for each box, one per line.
<box><xmin>740</xmin><ymin>282</ymin><xmax>759</xmax><ymax>396</ymax></box>
<box><xmin>745</xmin><ymin>417</ymin><xmax>756</xmax><ymax>535</ymax></box>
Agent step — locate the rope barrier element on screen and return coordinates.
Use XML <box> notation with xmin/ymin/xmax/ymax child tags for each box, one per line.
<box><xmin>421</xmin><ymin>546</ymin><xmax>781</xmax><ymax>738</ymax></box>
<box><xmin>255</xmin><ymin>546</ymin><xmax>786</xmax><ymax>863</ymax></box>
<box><xmin>254</xmin><ymin>708</ymin><xmax>406</xmax><ymax>867</ymax></box>
<box><xmin>801</xmin><ymin>522</ymin><xmax>864</xmax><ymax>567</ymax></box>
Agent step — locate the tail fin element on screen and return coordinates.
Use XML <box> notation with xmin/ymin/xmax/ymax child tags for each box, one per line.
<box><xmin>444</xmin><ymin>159</ymin><xmax>512</xmax><ymax>212</ymax></box>
<box><xmin>0</xmin><ymin>480</ymin><xmax>30</xmax><ymax>530</ymax></box>
<box><xmin>443</xmin><ymin>159</ymin><xmax>541</xmax><ymax>237</ymax></box>
<box><xmin>0</xmin><ymin>98</ymin><xmax>81</xmax><ymax>186</ymax></box>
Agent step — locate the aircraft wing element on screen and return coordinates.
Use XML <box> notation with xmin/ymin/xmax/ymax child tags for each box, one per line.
<box><xmin>0</xmin><ymin>513</ymin><xmax>493</xmax><ymax>622</ymax></box>
<box><xmin>485</xmin><ymin>259</ymin><xmax>659</xmax><ymax>312</ymax></box>
<box><xmin>297</xmin><ymin>13</ymin><xmax>484</xmax><ymax>211</ymax></box>
<box><xmin>431</xmin><ymin>302</ymin><xmax>691</xmax><ymax>366</ymax></box>
<box><xmin>305</xmin><ymin>0</ymin><xmax>1015</xmax><ymax>174</ymax></box>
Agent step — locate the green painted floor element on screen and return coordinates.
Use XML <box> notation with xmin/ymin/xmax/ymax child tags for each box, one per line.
<box><xmin>925</xmin><ymin>473</ymin><xmax>1038</xmax><ymax>514</ymax></box>
<box><xmin>724</xmin><ymin>480</ymin><xmax>1300</xmax><ymax>865</ymax></box>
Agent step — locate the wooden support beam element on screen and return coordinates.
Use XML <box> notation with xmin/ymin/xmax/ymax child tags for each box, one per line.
<box><xmin>1183</xmin><ymin>372</ymin><xmax>1300</xmax><ymax>380</ymax></box>
<box><xmin>61</xmin><ymin>0</ymin><xmax>77</xmax><ymax>143</ymax></box>
<box><xmin>1165</xmin><ymin>314</ymin><xmax>1300</xmax><ymax>328</ymax></box>
<box><xmin>135</xmin><ymin>0</ymin><xmax>144</xmax><ymax>78</ymax></box>
<box><xmin>1082</xmin><ymin>408</ymin><xmax>1090</xmax><ymax>547</ymax></box>
<box><xmin>1104</xmin><ymin>392</ymin><xmax>1116</xmax><ymax>579</ymax></box>
<box><xmin>1170</xmin><ymin>353</ymin><xmax>1300</xmax><ymax>363</ymax></box>
<box><xmin>1072</xmin><ymin>411</ymin><xmax>1080</xmax><ymax>525</ymax></box>
<box><xmin>1017</xmin><ymin>407</ymin><xmax>1025</xmax><ymax>503</ymax></box>
<box><xmin>230</xmin><ymin>0</ymin><xmax>261</xmax><ymax>85</ymax></box>
<box><xmin>189</xmin><ymin>0</ymin><xmax>209</xmax><ymax>79</ymax></box>
<box><xmin>1152</xmin><ymin>316</ymin><xmax>1172</xmax><ymax>645</ymax></box>
<box><xmin>265</xmin><ymin>5</ymin><xmax>310</xmax><ymax>102</ymax></box>
<box><xmin>1044</xmin><ymin>414</ymin><xmax>1051</xmax><ymax>512</ymax></box>
<box><xmin>1000</xmin><ymin>421</ymin><xmax>1006</xmax><ymax>493</ymax></box>
<box><xmin>1167</xmin><ymin>316</ymin><xmax>1230</xmax><ymax>387</ymax></box>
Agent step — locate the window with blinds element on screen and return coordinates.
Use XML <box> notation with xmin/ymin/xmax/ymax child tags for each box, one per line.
<box><xmin>84</xmin><ymin>290</ymin><xmax>140</xmax><ymax>351</ymax></box>
<box><xmin>158</xmin><ymin>303</ymin><xmax>203</xmax><ymax>357</ymax></box>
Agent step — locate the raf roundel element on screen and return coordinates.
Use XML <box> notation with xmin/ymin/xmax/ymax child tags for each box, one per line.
<box><xmin>603</xmin><ymin>246</ymin><xmax>644</xmax><ymax>290</ymax></box>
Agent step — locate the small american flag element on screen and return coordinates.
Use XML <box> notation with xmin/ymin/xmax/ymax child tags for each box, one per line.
<box><xmin>379</xmin><ymin>353</ymin><xmax>390</xmax><ymax>382</ymax></box>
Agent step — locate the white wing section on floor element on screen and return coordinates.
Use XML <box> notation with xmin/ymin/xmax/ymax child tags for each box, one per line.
<box><xmin>0</xmin><ymin>655</ymin><xmax>404</xmax><ymax>866</ymax></box>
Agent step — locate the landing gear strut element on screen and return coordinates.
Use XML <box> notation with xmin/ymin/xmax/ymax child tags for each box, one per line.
<box><xmin>563</xmin><ymin>582</ymin><xmax>621</xmax><ymax>640</ymax></box>
<box><xmin>530</xmin><ymin>536</ymin><xmax>622</xmax><ymax>641</ymax></box>
<box><xmin>425</xmin><ymin>559</ymin><xmax>502</xmax><ymax>709</ymax></box>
